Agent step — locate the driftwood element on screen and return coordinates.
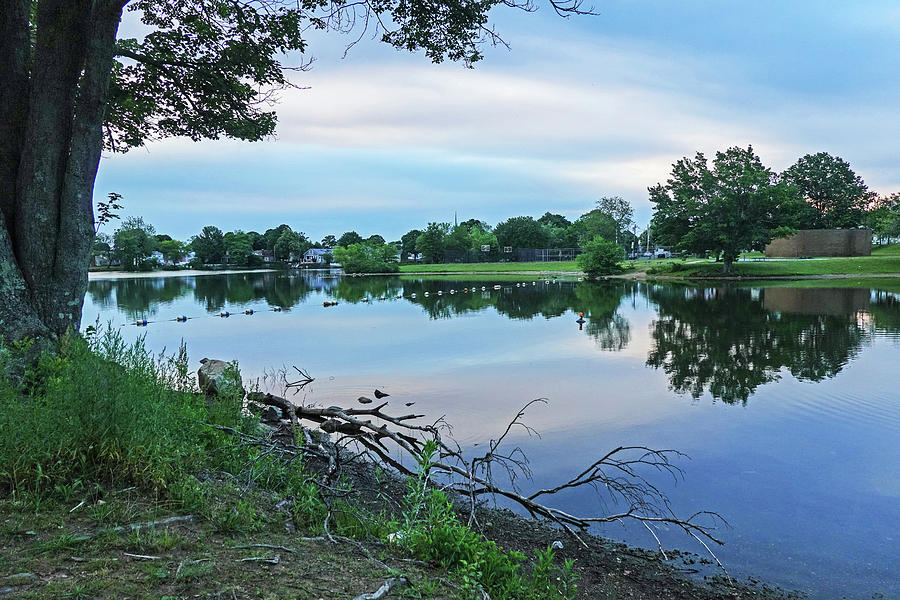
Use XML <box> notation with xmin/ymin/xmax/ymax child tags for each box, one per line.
<box><xmin>249</xmin><ymin>390</ymin><xmax>727</xmax><ymax>562</ymax></box>
<box><xmin>353</xmin><ymin>577</ymin><xmax>408</xmax><ymax>600</ymax></box>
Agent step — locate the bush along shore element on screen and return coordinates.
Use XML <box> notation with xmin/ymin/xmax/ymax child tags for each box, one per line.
<box><xmin>0</xmin><ymin>332</ymin><xmax>804</xmax><ymax>599</ymax></box>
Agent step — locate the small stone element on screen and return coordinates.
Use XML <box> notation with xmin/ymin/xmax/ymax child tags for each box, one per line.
<box><xmin>551</xmin><ymin>540</ymin><xmax>563</xmax><ymax>549</ymax></box>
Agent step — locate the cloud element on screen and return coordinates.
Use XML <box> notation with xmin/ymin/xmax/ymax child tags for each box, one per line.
<box><xmin>96</xmin><ymin>3</ymin><xmax>900</xmax><ymax>240</ymax></box>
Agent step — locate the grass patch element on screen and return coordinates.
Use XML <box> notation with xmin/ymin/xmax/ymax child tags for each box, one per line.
<box><xmin>0</xmin><ymin>331</ymin><xmax>227</xmax><ymax>496</ymax></box>
<box><xmin>872</xmin><ymin>243</ymin><xmax>900</xmax><ymax>256</ymax></box>
<box><xmin>647</xmin><ymin>254</ymin><xmax>900</xmax><ymax>278</ymax></box>
<box><xmin>399</xmin><ymin>261</ymin><xmax>581</xmax><ymax>273</ymax></box>
<box><xmin>0</xmin><ymin>331</ymin><xmax>581</xmax><ymax>600</ymax></box>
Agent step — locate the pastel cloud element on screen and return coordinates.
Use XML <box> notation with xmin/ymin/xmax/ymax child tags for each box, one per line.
<box><xmin>95</xmin><ymin>1</ymin><xmax>900</xmax><ymax>241</ymax></box>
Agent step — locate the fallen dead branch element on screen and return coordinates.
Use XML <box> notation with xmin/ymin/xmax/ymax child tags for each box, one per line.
<box><xmin>237</xmin><ymin>555</ymin><xmax>280</xmax><ymax>564</ymax></box>
<box><xmin>230</xmin><ymin>543</ymin><xmax>296</xmax><ymax>553</ymax></box>
<box><xmin>79</xmin><ymin>514</ymin><xmax>198</xmax><ymax>540</ymax></box>
<box><xmin>353</xmin><ymin>577</ymin><xmax>408</xmax><ymax>600</ymax></box>
<box><xmin>124</xmin><ymin>552</ymin><xmax>160</xmax><ymax>560</ymax></box>
<box><xmin>239</xmin><ymin>381</ymin><xmax>728</xmax><ymax>568</ymax></box>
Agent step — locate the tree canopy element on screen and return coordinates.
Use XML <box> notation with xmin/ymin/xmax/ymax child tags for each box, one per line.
<box><xmin>649</xmin><ymin>146</ymin><xmax>798</xmax><ymax>273</ymax></box>
<box><xmin>113</xmin><ymin>216</ymin><xmax>157</xmax><ymax>270</ymax></box>
<box><xmin>494</xmin><ymin>216</ymin><xmax>550</xmax><ymax>250</ymax></box>
<box><xmin>782</xmin><ymin>152</ymin><xmax>872</xmax><ymax>229</ymax></box>
<box><xmin>595</xmin><ymin>196</ymin><xmax>633</xmax><ymax>243</ymax></box>
<box><xmin>337</xmin><ymin>231</ymin><xmax>365</xmax><ymax>247</ymax></box>
<box><xmin>191</xmin><ymin>225</ymin><xmax>226</xmax><ymax>264</ymax></box>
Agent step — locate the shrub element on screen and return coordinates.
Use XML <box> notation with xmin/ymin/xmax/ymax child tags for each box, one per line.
<box><xmin>576</xmin><ymin>236</ymin><xmax>624</xmax><ymax>278</ymax></box>
<box><xmin>332</xmin><ymin>243</ymin><xmax>399</xmax><ymax>274</ymax></box>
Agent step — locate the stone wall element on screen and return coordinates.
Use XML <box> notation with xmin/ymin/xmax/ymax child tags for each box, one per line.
<box><xmin>764</xmin><ymin>229</ymin><xmax>872</xmax><ymax>258</ymax></box>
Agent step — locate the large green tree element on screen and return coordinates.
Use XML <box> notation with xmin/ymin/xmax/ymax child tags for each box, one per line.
<box><xmin>782</xmin><ymin>152</ymin><xmax>872</xmax><ymax>229</ymax></box>
<box><xmin>399</xmin><ymin>229</ymin><xmax>423</xmax><ymax>261</ymax></box>
<box><xmin>158</xmin><ymin>238</ymin><xmax>187</xmax><ymax>264</ymax></box>
<box><xmin>191</xmin><ymin>225</ymin><xmax>226</xmax><ymax>264</ymax></box>
<box><xmin>866</xmin><ymin>193</ymin><xmax>900</xmax><ymax>243</ymax></box>
<box><xmin>337</xmin><ymin>231</ymin><xmax>364</xmax><ymax>247</ymax></box>
<box><xmin>0</xmin><ymin>0</ymin><xmax>589</xmax><ymax>348</ymax></box>
<box><xmin>112</xmin><ymin>216</ymin><xmax>157</xmax><ymax>270</ymax></box>
<box><xmin>570</xmin><ymin>209</ymin><xmax>616</xmax><ymax>247</ymax></box>
<box><xmin>595</xmin><ymin>196</ymin><xmax>633</xmax><ymax>244</ymax></box>
<box><xmin>273</xmin><ymin>230</ymin><xmax>303</xmax><ymax>260</ymax></box>
<box><xmin>649</xmin><ymin>146</ymin><xmax>797</xmax><ymax>273</ymax></box>
<box><xmin>416</xmin><ymin>223</ymin><xmax>450</xmax><ymax>264</ymax></box>
<box><xmin>494</xmin><ymin>216</ymin><xmax>550</xmax><ymax>250</ymax></box>
<box><xmin>223</xmin><ymin>231</ymin><xmax>253</xmax><ymax>266</ymax></box>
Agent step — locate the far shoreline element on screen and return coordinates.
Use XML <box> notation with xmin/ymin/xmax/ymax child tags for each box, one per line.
<box><xmin>88</xmin><ymin>268</ymin><xmax>277</xmax><ymax>280</ymax></box>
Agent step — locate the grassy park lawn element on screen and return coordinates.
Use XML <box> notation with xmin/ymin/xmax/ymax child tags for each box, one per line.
<box><xmin>396</xmin><ymin>245</ymin><xmax>900</xmax><ymax>278</ymax></box>
<box><xmin>653</xmin><ymin>244</ymin><xmax>900</xmax><ymax>278</ymax></box>
<box><xmin>399</xmin><ymin>260</ymin><xmax>581</xmax><ymax>273</ymax></box>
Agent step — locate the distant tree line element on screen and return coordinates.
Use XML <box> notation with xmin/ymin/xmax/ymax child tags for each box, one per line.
<box><xmin>93</xmin><ymin>148</ymin><xmax>897</xmax><ymax>275</ymax></box>
<box><xmin>92</xmin><ymin>198</ymin><xmax>645</xmax><ymax>273</ymax></box>
<box><xmin>399</xmin><ymin>199</ymin><xmax>639</xmax><ymax>266</ymax></box>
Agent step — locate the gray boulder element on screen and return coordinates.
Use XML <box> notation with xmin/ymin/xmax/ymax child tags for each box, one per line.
<box><xmin>198</xmin><ymin>358</ymin><xmax>244</xmax><ymax>397</ymax></box>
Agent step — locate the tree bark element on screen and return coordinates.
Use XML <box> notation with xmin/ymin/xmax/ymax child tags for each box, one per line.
<box><xmin>0</xmin><ymin>0</ymin><xmax>32</xmax><ymax>231</ymax></box>
<box><xmin>52</xmin><ymin>1</ymin><xmax>126</xmax><ymax>333</ymax></box>
<box><xmin>0</xmin><ymin>0</ymin><xmax>125</xmax><ymax>350</ymax></box>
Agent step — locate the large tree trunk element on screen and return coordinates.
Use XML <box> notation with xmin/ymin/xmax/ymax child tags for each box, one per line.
<box><xmin>0</xmin><ymin>0</ymin><xmax>125</xmax><ymax>350</ymax></box>
<box><xmin>721</xmin><ymin>252</ymin><xmax>736</xmax><ymax>275</ymax></box>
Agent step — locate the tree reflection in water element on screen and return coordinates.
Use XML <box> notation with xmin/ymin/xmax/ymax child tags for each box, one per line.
<box><xmin>645</xmin><ymin>285</ymin><xmax>877</xmax><ymax>404</ymax></box>
<box><xmin>395</xmin><ymin>278</ymin><xmax>632</xmax><ymax>351</ymax></box>
<box><xmin>87</xmin><ymin>272</ymin><xmax>322</xmax><ymax>319</ymax></box>
<box><xmin>86</xmin><ymin>273</ymin><xmax>900</xmax><ymax>405</ymax></box>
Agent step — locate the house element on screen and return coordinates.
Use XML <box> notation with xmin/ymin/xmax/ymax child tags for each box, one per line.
<box><xmin>253</xmin><ymin>249</ymin><xmax>276</xmax><ymax>262</ymax></box>
<box><xmin>303</xmin><ymin>248</ymin><xmax>333</xmax><ymax>264</ymax></box>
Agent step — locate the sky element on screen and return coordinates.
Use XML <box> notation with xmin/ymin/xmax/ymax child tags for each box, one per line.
<box><xmin>95</xmin><ymin>0</ymin><xmax>900</xmax><ymax>242</ymax></box>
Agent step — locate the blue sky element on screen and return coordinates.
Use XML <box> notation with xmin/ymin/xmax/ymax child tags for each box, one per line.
<box><xmin>96</xmin><ymin>0</ymin><xmax>900</xmax><ymax>242</ymax></box>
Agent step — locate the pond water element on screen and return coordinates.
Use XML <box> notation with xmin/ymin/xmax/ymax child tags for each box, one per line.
<box><xmin>83</xmin><ymin>271</ymin><xmax>900</xmax><ymax>599</ymax></box>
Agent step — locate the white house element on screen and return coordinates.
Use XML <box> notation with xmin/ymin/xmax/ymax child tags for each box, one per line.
<box><xmin>303</xmin><ymin>248</ymin><xmax>333</xmax><ymax>264</ymax></box>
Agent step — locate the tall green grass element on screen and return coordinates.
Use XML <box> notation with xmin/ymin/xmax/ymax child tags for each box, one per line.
<box><xmin>0</xmin><ymin>328</ymin><xmax>243</xmax><ymax>496</ymax></box>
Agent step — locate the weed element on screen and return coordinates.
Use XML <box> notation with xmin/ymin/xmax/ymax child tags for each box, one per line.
<box><xmin>395</xmin><ymin>440</ymin><xmax>578</xmax><ymax>600</ymax></box>
<box><xmin>125</xmin><ymin>526</ymin><xmax>183</xmax><ymax>552</ymax></box>
<box><xmin>174</xmin><ymin>558</ymin><xmax>214</xmax><ymax>582</ymax></box>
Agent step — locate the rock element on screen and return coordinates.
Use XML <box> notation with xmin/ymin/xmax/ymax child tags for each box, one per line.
<box><xmin>197</xmin><ymin>358</ymin><xmax>244</xmax><ymax>397</ymax></box>
<box><xmin>260</xmin><ymin>406</ymin><xmax>282</xmax><ymax>423</ymax></box>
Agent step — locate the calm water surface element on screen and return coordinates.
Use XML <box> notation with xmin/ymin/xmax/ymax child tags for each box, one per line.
<box><xmin>84</xmin><ymin>271</ymin><xmax>900</xmax><ymax>599</ymax></box>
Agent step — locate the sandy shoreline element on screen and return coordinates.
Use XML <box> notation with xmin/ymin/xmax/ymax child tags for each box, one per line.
<box><xmin>88</xmin><ymin>268</ymin><xmax>276</xmax><ymax>280</ymax></box>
